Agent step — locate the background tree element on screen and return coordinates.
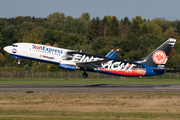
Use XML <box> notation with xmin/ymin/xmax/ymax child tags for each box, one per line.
<box><xmin>63</xmin><ymin>16</ymin><xmax>75</xmax><ymax>33</ymax></box>
<box><xmin>92</xmin><ymin>37</ymin><xmax>109</xmax><ymax>52</ymax></box>
<box><xmin>99</xmin><ymin>16</ymin><xmax>109</xmax><ymax>37</ymax></box>
<box><xmin>131</xmin><ymin>16</ymin><xmax>143</xmax><ymax>35</ymax></box>
<box><xmin>60</xmin><ymin>33</ymin><xmax>84</xmax><ymax>48</ymax></box>
<box><xmin>140</xmin><ymin>21</ymin><xmax>162</xmax><ymax>36</ymax></box>
<box><xmin>0</xmin><ymin>21</ymin><xmax>3</xmax><ymax>32</ymax></box>
<box><xmin>86</xmin><ymin>17</ymin><xmax>101</xmax><ymax>43</ymax></box>
<box><xmin>54</xmin><ymin>30</ymin><xmax>65</xmax><ymax>45</ymax></box>
<box><xmin>163</xmin><ymin>26</ymin><xmax>180</xmax><ymax>39</ymax></box>
<box><xmin>47</xmin><ymin>12</ymin><xmax>65</xmax><ymax>25</ymax></box>
<box><xmin>81</xmin><ymin>13</ymin><xmax>90</xmax><ymax>21</ymax></box>
<box><xmin>119</xmin><ymin>17</ymin><xmax>131</xmax><ymax>37</ymax></box>
<box><xmin>41</xmin><ymin>30</ymin><xmax>55</xmax><ymax>45</ymax></box>
<box><xmin>152</xmin><ymin>18</ymin><xmax>170</xmax><ymax>32</ymax></box>
<box><xmin>108</xmin><ymin>16</ymin><xmax>119</xmax><ymax>36</ymax></box>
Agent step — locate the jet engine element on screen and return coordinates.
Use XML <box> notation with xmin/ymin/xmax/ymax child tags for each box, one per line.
<box><xmin>59</xmin><ymin>60</ymin><xmax>77</xmax><ymax>71</ymax></box>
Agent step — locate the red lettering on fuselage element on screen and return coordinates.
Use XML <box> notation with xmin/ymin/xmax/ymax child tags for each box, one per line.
<box><xmin>34</xmin><ymin>46</ymin><xmax>41</xmax><ymax>50</ymax></box>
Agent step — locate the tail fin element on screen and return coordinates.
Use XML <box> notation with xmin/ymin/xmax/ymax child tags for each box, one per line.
<box><xmin>134</xmin><ymin>38</ymin><xmax>176</xmax><ymax>68</ymax></box>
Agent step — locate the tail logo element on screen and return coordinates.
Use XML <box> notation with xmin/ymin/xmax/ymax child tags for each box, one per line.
<box><xmin>153</xmin><ymin>51</ymin><xmax>166</xmax><ymax>64</ymax></box>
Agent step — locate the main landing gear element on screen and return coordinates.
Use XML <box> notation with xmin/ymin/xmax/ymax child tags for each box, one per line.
<box><xmin>82</xmin><ymin>72</ymin><xmax>88</xmax><ymax>78</ymax></box>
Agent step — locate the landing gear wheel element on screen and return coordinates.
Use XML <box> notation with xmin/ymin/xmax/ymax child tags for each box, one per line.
<box><xmin>18</xmin><ymin>60</ymin><xmax>21</xmax><ymax>64</ymax></box>
<box><xmin>82</xmin><ymin>72</ymin><xmax>88</xmax><ymax>78</ymax></box>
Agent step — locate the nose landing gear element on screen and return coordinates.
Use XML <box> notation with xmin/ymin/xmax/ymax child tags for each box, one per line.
<box><xmin>82</xmin><ymin>72</ymin><xmax>88</xmax><ymax>78</ymax></box>
<box><xmin>18</xmin><ymin>60</ymin><xmax>21</xmax><ymax>64</ymax></box>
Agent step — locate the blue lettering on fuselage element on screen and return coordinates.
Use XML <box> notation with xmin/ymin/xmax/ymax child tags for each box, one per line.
<box><xmin>32</xmin><ymin>45</ymin><xmax>63</xmax><ymax>54</ymax></box>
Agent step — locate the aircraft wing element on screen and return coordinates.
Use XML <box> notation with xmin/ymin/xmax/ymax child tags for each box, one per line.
<box><xmin>76</xmin><ymin>49</ymin><xmax>119</xmax><ymax>69</ymax></box>
<box><xmin>76</xmin><ymin>59</ymin><xmax>111</xmax><ymax>70</ymax></box>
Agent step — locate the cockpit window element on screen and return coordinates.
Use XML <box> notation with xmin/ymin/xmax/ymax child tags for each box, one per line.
<box><xmin>12</xmin><ymin>45</ymin><xmax>18</xmax><ymax>47</ymax></box>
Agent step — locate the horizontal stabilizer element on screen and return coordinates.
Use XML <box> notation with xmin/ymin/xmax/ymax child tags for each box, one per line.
<box><xmin>108</xmin><ymin>49</ymin><xmax>119</xmax><ymax>60</ymax></box>
<box><xmin>151</xmin><ymin>68</ymin><xmax>174</xmax><ymax>72</ymax></box>
<box><xmin>105</xmin><ymin>50</ymin><xmax>114</xmax><ymax>57</ymax></box>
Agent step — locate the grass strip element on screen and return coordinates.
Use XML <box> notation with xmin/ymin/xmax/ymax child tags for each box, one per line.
<box><xmin>0</xmin><ymin>78</ymin><xmax>180</xmax><ymax>84</ymax></box>
<box><xmin>0</xmin><ymin>91</ymin><xmax>180</xmax><ymax>120</ymax></box>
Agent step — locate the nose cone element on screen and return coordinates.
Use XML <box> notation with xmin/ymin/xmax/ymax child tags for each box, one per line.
<box><xmin>3</xmin><ymin>46</ymin><xmax>9</xmax><ymax>52</ymax></box>
<box><xmin>3</xmin><ymin>46</ymin><xmax>10</xmax><ymax>53</ymax></box>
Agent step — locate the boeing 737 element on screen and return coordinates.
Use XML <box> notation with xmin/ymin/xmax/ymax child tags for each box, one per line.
<box><xmin>3</xmin><ymin>38</ymin><xmax>176</xmax><ymax>78</ymax></box>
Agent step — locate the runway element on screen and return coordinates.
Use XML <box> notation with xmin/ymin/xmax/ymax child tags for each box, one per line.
<box><xmin>0</xmin><ymin>84</ymin><xmax>180</xmax><ymax>92</ymax></box>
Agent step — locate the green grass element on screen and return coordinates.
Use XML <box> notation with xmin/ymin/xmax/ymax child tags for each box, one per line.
<box><xmin>0</xmin><ymin>91</ymin><xmax>180</xmax><ymax>120</ymax></box>
<box><xmin>0</xmin><ymin>78</ymin><xmax>180</xmax><ymax>84</ymax></box>
<box><xmin>1</xmin><ymin>111</ymin><xmax>180</xmax><ymax>120</ymax></box>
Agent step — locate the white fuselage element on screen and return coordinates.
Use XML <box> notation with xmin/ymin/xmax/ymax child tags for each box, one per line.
<box><xmin>4</xmin><ymin>43</ymin><xmax>73</xmax><ymax>64</ymax></box>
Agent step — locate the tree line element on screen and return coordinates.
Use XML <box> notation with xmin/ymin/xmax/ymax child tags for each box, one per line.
<box><xmin>0</xmin><ymin>12</ymin><xmax>180</xmax><ymax>72</ymax></box>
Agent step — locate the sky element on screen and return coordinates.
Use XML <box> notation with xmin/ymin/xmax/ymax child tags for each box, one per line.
<box><xmin>0</xmin><ymin>0</ymin><xmax>180</xmax><ymax>21</ymax></box>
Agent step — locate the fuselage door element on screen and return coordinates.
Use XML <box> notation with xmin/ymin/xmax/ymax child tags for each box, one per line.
<box><xmin>137</xmin><ymin>65</ymin><xmax>142</xmax><ymax>74</ymax></box>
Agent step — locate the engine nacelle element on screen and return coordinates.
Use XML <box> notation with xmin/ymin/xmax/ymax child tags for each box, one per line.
<box><xmin>59</xmin><ymin>60</ymin><xmax>76</xmax><ymax>71</ymax></box>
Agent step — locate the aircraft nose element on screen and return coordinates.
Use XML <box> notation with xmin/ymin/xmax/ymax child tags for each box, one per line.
<box><xmin>3</xmin><ymin>46</ymin><xmax>10</xmax><ymax>52</ymax></box>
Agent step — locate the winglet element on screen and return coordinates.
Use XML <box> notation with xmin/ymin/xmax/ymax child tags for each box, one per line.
<box><xmin>105</xmin><ymin>50</ymin><xmax>114</xmax><ymax>57</ymax></box>
<box><xmin>108</xmin><ymin>49</ymin><xmax>119</xmax><ymax>59</ymax></box>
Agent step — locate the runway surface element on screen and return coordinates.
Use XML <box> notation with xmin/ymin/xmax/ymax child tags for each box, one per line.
<box><xmin>0</xmin><ymin>84</ymin><xmax>180</xmax><ymax>92</ymax></box>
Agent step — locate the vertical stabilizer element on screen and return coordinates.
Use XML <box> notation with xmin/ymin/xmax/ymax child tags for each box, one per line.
<box><xmin>134</xmin><ymin>38</ymin><xmax>176</xmax><ymax>68</ymax></box>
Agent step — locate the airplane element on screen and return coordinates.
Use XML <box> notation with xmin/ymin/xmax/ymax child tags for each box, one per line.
<box><xmin>3</xmin><ymin>38</ymin><xmax>176</xmax><ymax>78</ymax></box>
